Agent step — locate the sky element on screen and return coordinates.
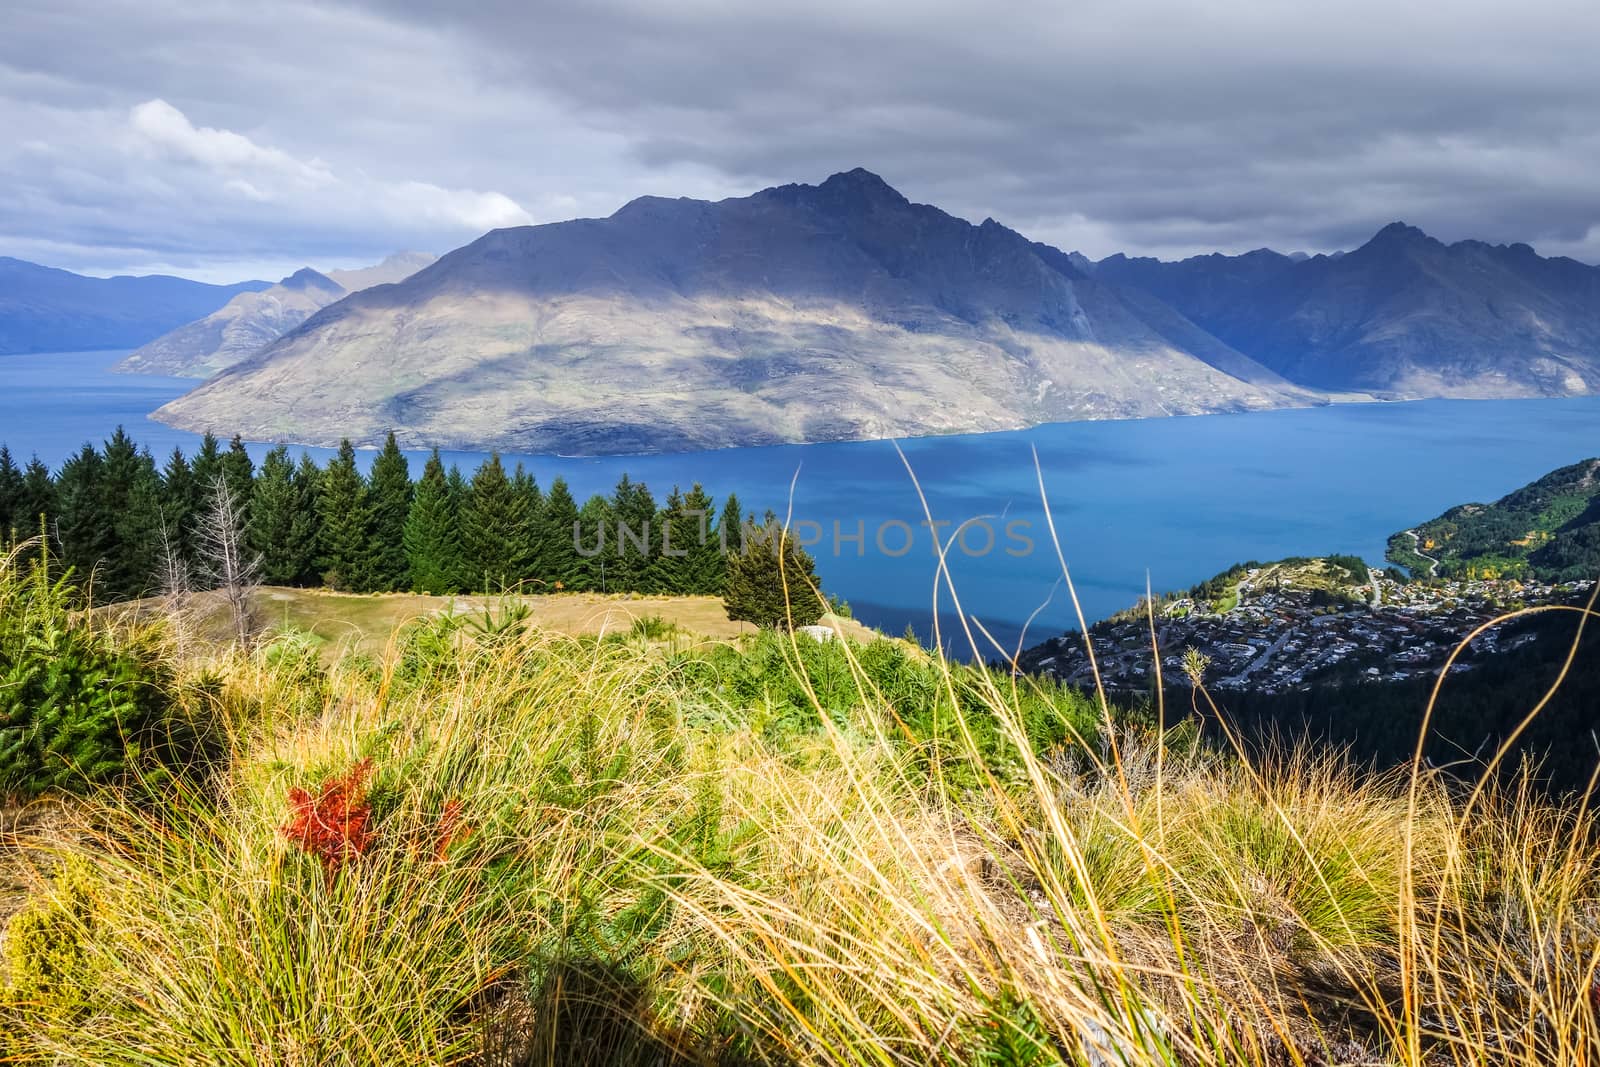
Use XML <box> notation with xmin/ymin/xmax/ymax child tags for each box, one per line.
<box><xmin>3</xmin><ymin>0</ymin><xmax>1598</xmax><ymax>282</ymax></box>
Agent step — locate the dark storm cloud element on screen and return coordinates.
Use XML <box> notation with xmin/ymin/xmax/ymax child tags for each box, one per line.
<box><xmin>2</xmin><ymin>0</ymin><xmax>1597</xmax><ymax>278</ymax></box>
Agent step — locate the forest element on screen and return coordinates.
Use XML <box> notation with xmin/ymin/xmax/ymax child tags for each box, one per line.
<box><xmin>0</xmin><ymin>428</ymin><xmax>751</xmax><ymax>602</ymax></box>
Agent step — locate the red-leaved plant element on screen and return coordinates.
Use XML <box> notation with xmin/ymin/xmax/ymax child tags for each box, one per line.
<box><xmin>281</xmin><ymin>757</ymin><xmax>375</xmax><ymax>875</ymax></box>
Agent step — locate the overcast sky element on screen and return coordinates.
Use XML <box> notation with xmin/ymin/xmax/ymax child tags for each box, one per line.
<box><xmin>4</xmin><ymin>0</ymin><xmax>1598</xmax><ymax>281</ymax></box>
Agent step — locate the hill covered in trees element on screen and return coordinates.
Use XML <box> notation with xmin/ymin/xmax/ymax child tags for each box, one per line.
<box><xmin>1386</xmin><ymin>457</ymin><xmax>1600</xmax><ymax>581</ymax></box>
<box><xmin>0</xmin><ymin>429</ymin><xmax>756</xmax><ymax>604</ymax></box>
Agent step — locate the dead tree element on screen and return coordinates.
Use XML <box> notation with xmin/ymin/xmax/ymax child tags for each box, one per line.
<box><xmin>156</xmin><ymin>515</ymin><xmax>195</xmax><ymax>656</ymax></box>
<box><xmin>196</xmin><ymin>475</ymin><xmax>261</xmax><ymax>646</ymax></box>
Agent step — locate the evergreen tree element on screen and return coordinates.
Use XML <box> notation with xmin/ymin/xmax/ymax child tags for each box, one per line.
<box><xmin>289</xmin><ymin>454</ymin><xmax>323</xmax><ymax>585</ymax></box>
<box><xmin>0</xmin><ymin>446</ymin><xmax>22</xmax><ymax>539</ymax></box>
<box><xmin>511</xmin><ymin>463</ymin><xmax>545</xmax><ymax>585</ymax></box>
<box><xmin>189</xmin><ymin>434</ymin><xmax>223</xmax><ymax>500</ymax></box>
<box><xmin>161</xmin><ymin>447</ymin><xmax>198</xmax><ymax>563</ymax></box>
<box><xmin>17</xmin><ymin>456</ymin><xmax>54</xmax><ymax>534</ymax></box>
<box><xmin>717</xmin><ymin>491</ymin><xmax>744</xmax><ymax>594</ymax></box>
<box><xmin>249</xmin><ymin>446</ymin><xmax>318</xmax><ymax>586</ymax></box>
<box><xmin>723</xmin><ymin>511</ymin><xmax>824</xmax><ymax>631</ymax></box>
<box><xmin>609</xmin><ymin>474</ymin><xmax>658</xmax><ymax>593</ymax></box>
<box><xmin>540</xmin><ymin>477</ymin><xmax>582</xmax><ymax>592</ymax></box>
<box><xmin>366</xmin><ymin>432</ymin><xmax>413</xmax><ymax>592</ymax></box>
<box><xmin>317</xmin><ymin>440</ymin><xmax>373</xmax><ymax>591</ymax></box>
<box><xmin>460</xmin><ymin>454</ymin><xmax>531</xmax><ymax>591</ymax></box>
<box><xmin>574</xmin><ymin>494</ymin><xmax>614</xmax><ymax>592</ymax></box>
<box><xmin>114</xmin><ymin>449</ymin><xmax>165</xmax><ymax>599</ymax></box>
<box><xmin>682</xmin><ymin>484</ymin><xmax>723</xmax><ymax>594</ymax></box>
<box><xmin>221</xmin><ymin>435</ymin><xmax>255</xmax><ymax>513</ymax></box>
<box><xmin>403</xmin><ymin>450</ymin><xmax>464</xmax><ymax>594</ymax></box>
<box><xmin>656</xmin><ymin>487</ymin><xmax>694</xmax><ymax>594</ymax></box>
<box><xmin>53</xmin><ymin>443</ymin><xmax>112</xmax><ymax>589</ymax></box>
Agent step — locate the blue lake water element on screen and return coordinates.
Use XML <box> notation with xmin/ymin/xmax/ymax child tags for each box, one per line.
<box><xmin>4</xmin><ymin>349</ymin><xmax>1599</xmax><ymax>654</ymax></box>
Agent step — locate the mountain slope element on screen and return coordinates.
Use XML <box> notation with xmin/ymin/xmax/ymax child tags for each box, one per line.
<box><xmin>0</xmin><ymin>258</ymin><xmax>269</xmax><ymax>355</ymax></box>
<box><xmin>1386</xmin><ymin>458</ymin><xmax>1600</xmax><ymax>581</ymax></box>
<box><xmin>155</xmin><ymin>169</ymin><xmax>1317</xmax><ymax>454</ymax></box>
<box><xmin>117</xmin><ymin>253</ymin><xmax>436</xmax><ymax>378</ymax></box>
<box><xmin>1094</xmin><ymin>227</ymin><xmax>1600</xmax><ymax>396</ymax></box>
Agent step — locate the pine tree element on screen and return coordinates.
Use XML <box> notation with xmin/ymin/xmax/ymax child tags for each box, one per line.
<box><xmin>682</xmin><ymin>484</ymin><xmax>723</xmax><ymax>595</ymax></box>
<box><xmin>366</xmin><ymin>432</ymin><xmax>413</xmax><ymax>592</ymax></box>
<box><xmin>17</xmin><ymin>456</ymin><xmax>54</xmax><ymax>533</ymax></box>
<box><xmin>250</xmin><ymin>446</ymin><xmax>318</xmax><ymax>586</ymax></box>
<box><xmin>511</xmin><ymin>463</ymin><xmax>545</xmax><ymax>585</ymax></box>
<box><xmin>403</xmin><ymin>450</ymin><xmax>464</xmax><ymax>594</ymax></box>
<box><xmin>53</xmin><ymin>443</ymin><xmax>112</xmax><ymax>590</ymax></box>
<box><xmin>609</xmin><ymin>474</ymin><xmax>658</xmax><ymax>593</ymax></box>
<box><xmin>161</xmin><ymin>447</ymin><xmax>198</xmax><ymax>563</ymax></box>
<box><xmin>289</xmin><ymin>455</ymin><xmax>323</xmax><ymax>585</ymax></box>
<box><xmin>189</xmin><ymin>434</ymin><xmax>223</xmax><ymax>501</ymax></box>
<box><xmin>317</xmin><ymin>440</ymin><xmax>373</xmax><ymax>592</ymax></box>
<box><xmin>574</xmin><ymin>494</ymin><xmax>614</xmax><ymax>592</ymax></box>
<box><xmin>221</xmin><ymin>435</ymin><xmax>255</xmax><ymax>515</ymax></box>
<box><xmin>716</xmin><ymin>491</ymin><xmax>744</xmax><ymax>593</ymax></box>
<box><xmin>460</xmin><ymin>454</ymin><xmax>531</xmax><ymax>591</ymax></box>
<box><xmin>540</xmin><ymin>477</ymin><xmax>582</xmax><ymax>592</ymax></box>
<box><xmin>114</xmin><ymin>449</ymin><xmax>165</xmax><ymax>600</ymax></box>
<box><xmin>723</xmin><ymin>511</ymin><xmax>824</xmax><ymax>631</ymax></box>
<box><xmin>656</xmin><ymin>487</ymin><xmax>695</xmax><ymax>594</ymax></box>
<box><xmin>0</xmin><ymin>446</ymin><xmax>22</xmax><ymax>541</ymax></box>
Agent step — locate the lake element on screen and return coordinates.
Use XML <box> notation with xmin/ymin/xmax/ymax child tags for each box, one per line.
<box><xmin>4</xmin><ymin>349</ymin><xmax>1599</xmax><ymax>653</ymax></box>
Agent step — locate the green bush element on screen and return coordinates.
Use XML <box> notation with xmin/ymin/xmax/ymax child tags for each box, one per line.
<box><xmin>0</xmin><ymin>544</ymin><xmax>173</xmax><ymax>797</ymax></box>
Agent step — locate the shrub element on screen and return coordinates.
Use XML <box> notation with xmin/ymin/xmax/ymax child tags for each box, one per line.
<box><xmin>5</xmin><ymin>858</ymin><xmax>100</xmax><ymax>1010</ymax></box>
<box><xmin>0</xmin><ymin>543</ymin><xmax>174</xmax><ymax>797</ymax></box>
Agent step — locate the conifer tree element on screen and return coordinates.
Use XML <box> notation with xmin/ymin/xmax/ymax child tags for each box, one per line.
<box><xmin>161</xmin><ymin>447</ymin><xmax>198</xmax><ymax>562</ymax></box>
<box><xmin>511</xmin><ymin>463</ymin><xmax>545</xmax><ymax>585</ymax></box>
<box><xmin>723</xmin><ymin>511</ymin><xmax>824</xmax><ymax>631</ymax></box>
<box><xmin>657</xmin><ymin>486</ymin><xmax>696</xmax><ymax>594</ymax></box>
<box><xmin>189</xmin><ymin>434</ymin><xmax>223</xmax><ymax>500</ymax></box>
<box><xmin>609</xmin><ymin>474</ymin><xmax>658</xmax><ymax>593</ymax></box>
<box><xmin>681</xmin><ymin>483</ymin><xmax>723</xmax><ymax>594</ymax></box>
<box><xmin>317</xmin><ymin>440</ymin><xmax>373</xmax><ymax>591</ymax></box>
<box><xmin>717</xmin><ymin>491</ymin><xmax>744</xmax><ymax>582</ymax></box>
<box><xmin>289</xmin><ymin>454</ymin><xmax>323</xmax><ymax>585</ymax></box>
<box><xmin>460</xmin><ymin>454</ymin><xmax>531</xmax><ymax>591</ymax></box>
<box><xmin>366</xmin><ymin>432</ymin><xmax>413</xmax><ymax>592</ymax></box>
<box><xmin>540</xmin><ymin>477</ymin><xmax>582</xmax><ymax>592</ymax></box>
<box><xmin>574</xmin><ymin>494</ymin><xmax>614</xmax><ymax>591</ymax></box>
<box><xmin>0</xmin><ymin>446</ymin><xmax>22</xmax><ymax>540</ymax></box>
<box><xmin>17</xmin><ymin>456</ymin><xmax>54</xmax><ymax>534</ymax></box>
<box><xmin>250</xmin><ymin>446</ymin><xmax>318</xmax><ymax>585</ymax></box>
<box><xmin>221</xmin><ymin>435</ymin><xmax>255</xmax><ymax>514</ymax></box>
<box><xmin>113</xmin><ymin>449</ymin><xmax>165</xmax><ymax>600</ymax></box>
<box><xmin>53</xmin><ymin>443</ymin><xmax>112</xmax><ymax>589</ymax></box>
<box><xmin>403</xmin><ymin>450</ymin><xmax>464</xmax><ymax>594</ymax></box>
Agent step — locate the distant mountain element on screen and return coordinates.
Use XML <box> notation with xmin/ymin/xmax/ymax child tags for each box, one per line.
<box><xmin>154</xmin><ymin>169</ymin><xmax>1316</xmax><ymax>454</ymax></box>
<box><xmin>117</xmin><ymin>253</ymin><xmax>436</xmax><ymax>378</ymax></box>
<box><xmin>0</xmin><ymin>258</ymin><xmax>269</xmax><ymax>356</ymax></box>
<box><xmin>1387</xmin><ymin>458</ymin><xmax>1600</xmax><ymax>582</ymax></box>
<box><xmin>1094</xmin><ymin>226</ymin><xmax>1600</xmax><ymax>397</ymax></box>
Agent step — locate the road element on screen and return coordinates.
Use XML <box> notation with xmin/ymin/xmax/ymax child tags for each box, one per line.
<box><xmin>1404</xmin><ymin>530</ymin><xmax>1441</xmax><ymax>578</ymax></box>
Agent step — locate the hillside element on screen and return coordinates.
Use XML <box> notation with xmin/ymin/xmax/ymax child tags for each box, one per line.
<box><xmin>116</xmin><ymin>253</ymin><xmax>436</xmax><ymax>378</ymax></box>
<box><xmin>1387</xmin><ymin>457</ymin><xmax>1600</xmax><ymax>581</ymax></box>
<box><xmin>0</xmin><ymin>258</ymin><xmax>268</xmax><ymax>355</ymax></box>
<box><xmin>153</xmin><ymin>169</ymin><xmax>1318</xmax><ymax>454</ymax></box>
<box><xmin>1093</xmin><ymin>225</ymin><xmax>1600</xmax><ymax>397</ymax></box>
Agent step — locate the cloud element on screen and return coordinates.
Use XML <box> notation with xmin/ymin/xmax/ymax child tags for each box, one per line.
<box><xmin>1</xmin><ymin>0</ymin><xmax>1598</xmax><ymax>277</ymax></box>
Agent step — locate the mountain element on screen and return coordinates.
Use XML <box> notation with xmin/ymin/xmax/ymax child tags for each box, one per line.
<box><xmin>116</xmin><ymin>253</ymin><xmax>436</xmax><ymax>378</ymax></box>
<box><xmin>1094</xmin><ymin>226</ymin><xmax>1600</xmax><ymax>397</ymax></box>
<box><xmin>1386</xmin><ymin>458</ymin><xmax>1600</xmax><ymax>582</ymax></box>
<box><xmin>0</xmin><ymin>258</ymin><xmax>269</xmax><ymax>356</ymax></box>
<box><xmin>154</xmin><ymin>169</ymin><xmax>1316</xmax><ymax>454</ymax></box>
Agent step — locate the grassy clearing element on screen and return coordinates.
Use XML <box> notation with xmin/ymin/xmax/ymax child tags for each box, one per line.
<box><xmin>5</xmin><ymin>542</ymin><xmax>1600</xmax><ymax>1064</ymax></box>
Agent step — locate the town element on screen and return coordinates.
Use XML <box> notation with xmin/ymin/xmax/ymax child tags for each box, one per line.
<box><xmin>1020</xmin><ymin>557</ymin><xmax>1594</xmax><ymax>694</ymax></box>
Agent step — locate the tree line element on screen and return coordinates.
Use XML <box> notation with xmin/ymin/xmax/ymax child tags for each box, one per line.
<box><xmin>0</xmin><ymin>428</ymin><xmax>780</xmax><ymax>604</ymax></box>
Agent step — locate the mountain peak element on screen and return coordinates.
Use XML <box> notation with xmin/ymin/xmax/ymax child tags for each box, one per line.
<box><xmin>280</xmin><ymin>267</ymin><xmax>340</xmax><ymax>292</ymax></box>
<box><xmin>1367</xmin><ymin>221</ymin><xmax>1433</xmax><ymax>248</ymax></box>
<box><xmin>815</xmin><ymin>167</ymin><xmax>908</xmax><ymax>204</ymax></box>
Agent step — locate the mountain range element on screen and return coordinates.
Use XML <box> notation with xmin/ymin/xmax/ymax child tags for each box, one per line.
<box><xmin>0</xmin><ymin>259</ymin><xmax>269</xmax><ymax>355</ymax></box>
<box><xmin>115</xmin><ymin>252</ymin><xmax>435</xmax><ymax>377</ymax></box>
<box><xmin>1090</xmin><ymin>226</ymin><xmax>1600</xmax><ymax>396</ymax></box>
<box><xmin>153</xmin><ymin>169</ymin><xmax>1319</xmax><ymax>454</ymax></box>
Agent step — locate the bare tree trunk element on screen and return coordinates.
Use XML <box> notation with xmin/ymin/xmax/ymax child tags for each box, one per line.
<box><xmin>196</xmin><ymin>475</ymin><xmax>261</xmax><ymax>647</ymax></box>
<box><xmin>157</xmin><ymin>516</ymin><xmax>194</xmax><ymax>657</ymax></box>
